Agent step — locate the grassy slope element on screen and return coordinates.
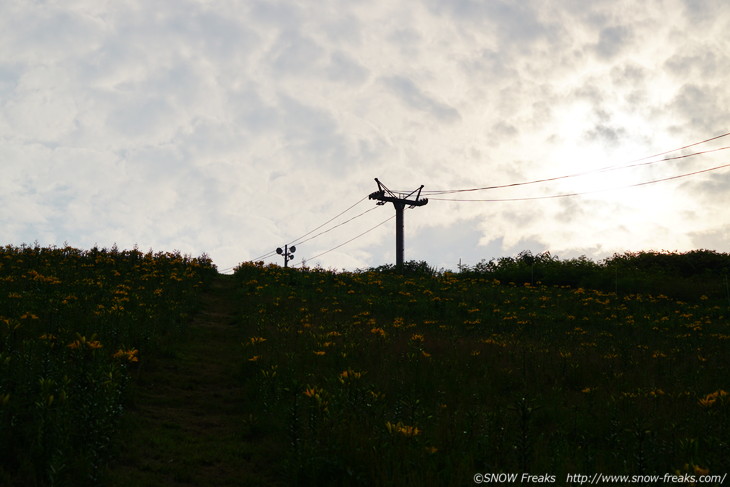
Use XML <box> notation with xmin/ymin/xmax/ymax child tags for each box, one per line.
<box><xmin>102</xmin><ymin>267</ymin><xmax>730</xmax><ymax>485</ymax></box>
<box><xmin>103</xmin><ymin>275</ymin><xmax>284</xmax><ymax>487</ymax></box>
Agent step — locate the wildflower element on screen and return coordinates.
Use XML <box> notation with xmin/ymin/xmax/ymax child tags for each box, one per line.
<box><xmin>369</xmin><ymin>390</ymin><xmax>385</xmax><ymax>400</ymax></box>
<box><xmin>698</xmin><ymin>390</ymin><xmax>728</xmax><ymax>407</ymax></box>
<box><xmin>339</xmin><ymin>369</ymin><xmax>365</xmax><ymax>383</ymax></box>
<box><xmin>248</xmin><ymin>336</ymin><xmax>267</xmax><ymax>345</ymax></box>
<box><xmin>303</xmin><ymin>386</ymin><xmax>329</xmax><ymax>411</ymax></box>
<box><xmin>247</xmin><ymin>355</ymin><xmax>262</xmax><ymax>362</ymax></box>
<box><xmin>386</xmin><ymin>421</ymin><xmax>421</xmax><ymax>437</ymax></box>
<box><xmin>313</xmin><ymin>350</ymin><xmax>326</xmax><ymax>356</ymax></box>
<box><xmin>482</xmin><ymin>338</ymin><xmax>506</xmax><ymax>347</ymax></box>
<box><xmin>303</xmin><ymin>386</ymin><xmax>321</xmax><ymax>398</ymax></box>
<box><xmin>113</xmin><ymin>348</ymin><xmax>140</xmax><ymax>363</ymax></box>
<box><xmin>410</xmin><ymin>333</ymin><xmax>425</xmax><ymax>343</ymax></box>
<box><xmin>370</xmin><ymin>327</ymin><xmax>386</xmax><ymax>337</ymax></box>
<box><xmin>421</xmin><ymin>350</ymin><xmax>431</xmax><ymax>358</ymax></box>
<box><xmin>67</xmin><ymin>333</ymin><xmax>102</xmax><ymax>350</ymax></box>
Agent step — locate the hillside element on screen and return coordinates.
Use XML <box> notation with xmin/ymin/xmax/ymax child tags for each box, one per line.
<box><xmin>2</xmin><ymin>246</ymin><xmax>729</xmax><ymax>486</ymax></box>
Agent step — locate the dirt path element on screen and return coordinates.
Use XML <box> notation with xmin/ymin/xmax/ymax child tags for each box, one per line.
<box><xmin>104</xmin><ymin>274</ymin><xmax>282</xmax><ymax>487</ymax></box>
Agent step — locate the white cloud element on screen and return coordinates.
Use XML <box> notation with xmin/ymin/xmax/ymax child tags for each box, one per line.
<box><xmin>1</xmin><ymin>0</ymin><xmax>729</xmax><ymax>271</ymax></box>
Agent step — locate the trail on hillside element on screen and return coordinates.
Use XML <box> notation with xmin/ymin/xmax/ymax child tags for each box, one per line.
<box><xmin>104</xmin><ymin>275</ymin><xmax>283</xmax><ymax>487</ymax></box>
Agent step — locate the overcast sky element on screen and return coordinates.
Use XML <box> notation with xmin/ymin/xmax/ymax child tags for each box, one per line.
<box><xmin>2</xmin><ymin>0</ymin><xmax>729</xmax><ymax>272</ymax></box>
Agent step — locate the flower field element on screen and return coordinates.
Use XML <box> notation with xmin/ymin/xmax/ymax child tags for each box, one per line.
<box><xmin>235</xmin><ymin>262</ymin><xmax>729</xmax><ymax>486</ymax></box>
<box><xmin>0</xmin><ymin>244</ymin><xmax>216</xmax><ymax>486</ymax></box>
<box><xmin>2</xmin><ymin>245</ymin><xmax>728</xmax><ymax>486</ymax></box>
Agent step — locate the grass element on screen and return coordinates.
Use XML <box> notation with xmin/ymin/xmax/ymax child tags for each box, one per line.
<box><xmin>232</xmin><ymin>262</ymin><xmax>730</xmax><ymax>486</ymax></box>
<box><xmin>0</xmin><ymin>244</ymin><xmax>215</xmax><ymax>486</ymax></box>
<box><xmin>3</xmin><ymin>245</ymin><xmax>729</xmax><ymax>485</ymax></box>
<box><xmin>103</xmin><ymin>275</ymin><xmax>284</xmax><ymax>487</ymax></box>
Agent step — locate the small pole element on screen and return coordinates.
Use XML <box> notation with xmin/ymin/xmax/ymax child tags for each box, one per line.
<box><xmin>276</xmin><ymin>244</ymin><xmax>296</xmax><ymax>267</ymax></box>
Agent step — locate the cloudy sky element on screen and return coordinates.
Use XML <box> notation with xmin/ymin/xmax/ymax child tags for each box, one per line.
<box><xmin>2</xmin><ymin>0</ymin><xmax>729</xmax><ymax>272</ymax></box>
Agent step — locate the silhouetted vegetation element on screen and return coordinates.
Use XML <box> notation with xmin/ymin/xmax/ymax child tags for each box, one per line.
<box><xmin>457</xmin><ymin>250</ymin><xmax>730</xmax><ymax>302</ymax></box>
<box><xmin>0</xmin><ymin>244</ymin><xmax>216</xmax><ymax>486</ymax></box>
<box><xmin>235</xmin><ymin>258</ymin><xmax>729</xmax><ymax>484</ymax></box>
<box><xmin>5</xmin><ymin>245</ymin><xmax>729</xmax><ymax>485</ymax></box>
<box><xmin>366</xmin><ymin>260</ymin><xmax>438</xmax><ymax>277</ymax></box>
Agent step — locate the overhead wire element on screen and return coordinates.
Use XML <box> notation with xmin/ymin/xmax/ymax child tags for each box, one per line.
<box><xmin>429</xmin><ymin>162</ymin><xmax>730</xmax><ymax>202</ymax></box>
<box><xmin>421</xmin><ymin>131</ymin><xmax>730</xmax><ymax>196</ymax></box>
<box><xmin>288</xmin><ymin>196</ymin><xmax>370</xmax><ymax>247</ymax></box>
<box><xmin>293</xmin><ymin>213</ymin><xmax>395</xmax><ymax>267</ymax></box>
<box><xmin>248</xmin><ymin>249</ymin><xmax>279</xmax><ymax>263</ymax></box>
<box><xmin>248</xmin><ymin>195</ymin><xmax>370</xmax><ymax>262</ymax></box>
<box><xmin>425</xmin><ymin>146</ymin><xmax>730</xmax><ymax>196</ymax></box>
<box><xmin>291</xmin><ymin>205</ymin><xmax>381</xmax><ymax>247</ymax></box>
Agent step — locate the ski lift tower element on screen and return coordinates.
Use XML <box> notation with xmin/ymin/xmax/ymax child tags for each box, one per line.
<box><xmin>368</xmin><ymin>178</ymin><xmax>428</xmax><ymax>270</ymax></box>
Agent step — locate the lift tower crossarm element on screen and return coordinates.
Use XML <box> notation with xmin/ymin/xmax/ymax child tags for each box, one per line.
<box><xmin>367</xmin><ymin>178</ymin><xmax>428</xmax><ymax>270</ymax></box>
<box><xmin>368</xmin><ymin>178</ymin><xmax>429</xmax><ymax>207</ymax></box>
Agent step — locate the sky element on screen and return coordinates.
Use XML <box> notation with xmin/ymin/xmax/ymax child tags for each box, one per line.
<box><xmin>2</xmin><ymin>0</ymin><xmax>730</xmax><ymax>272</ymax></box>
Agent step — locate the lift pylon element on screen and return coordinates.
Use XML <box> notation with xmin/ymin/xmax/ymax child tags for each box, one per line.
<box><xmin>368</xmin><ymin>178</ymin><xmax>428</xmax><ymax>269</ymax></box>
